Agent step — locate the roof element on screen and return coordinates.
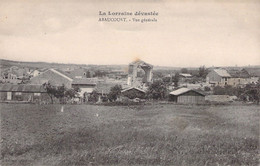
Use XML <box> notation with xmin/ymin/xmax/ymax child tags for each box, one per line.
<box><xmin>227</xmin><ymin>69</ymin><xmax>250</xmax><ymax>78</ymax></box>
<box><xmin>121</xmin><ymin>87</ymin><xmax>146</xmax><ymax>93</ymax></box>
<box><xmin>179</xmin><ymin>73</ymin><xmax>192</xmax><ymax>77</ymax></box>
<box><xmin>95</xmin><ymin>83</ymin><xmax>119</xmax><ymax>94</ymax></box>
<box><xmin>170</xmin><ymin>88</ymin><xmax>205</xmax><ymax>96</ymax></box>
<box><xmin>213</xmin><ymin>69</ymin><xmax>231</xmax><ymax>77</ymax></box>
<box><xmin>52</xmin><ymin>69</ymin><xmax>73</xmax><ymax>80</ymax></box>
<box><xmin>0</xmin><ymin>84</ymin><xmax>46</xmax><ymax>92</ymax></box>
<box><xmin>72</xmin><ymin>78</ymin><xmax>96</xmax><ymax>85</ymax></box>
<box><xmin>242</xmin><ymin>68</ymin><xmax>260</xmax><ymax>77</ymax></box>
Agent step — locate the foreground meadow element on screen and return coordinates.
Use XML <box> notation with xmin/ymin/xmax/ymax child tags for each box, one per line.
<box><xmin>0</xmin><ymin>103</ymin><xmax>259</xmax><ymax>166</ymax></box>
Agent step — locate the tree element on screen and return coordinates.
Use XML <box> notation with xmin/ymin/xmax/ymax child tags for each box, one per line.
<box><xmin>89</xmin><ymin>90</ymin><xmax>99</xmax><ymax>102</ymax></box>
<box><xmin>147</xmin><ymin>80</ymin><xmax>168</xmax><ymax>100</ymax></box>
<box><xmin>241</xmin><ymin>81</ymin><xmax>260</xmax><ymax>104</ymax></box>
<box><xmin>172</xmin><ymin>72</ymin><xmax>180</xmax><ymax>87</ymax></box>
<box><xmin>198</xmin><ymin>66</ymin><xmax>208</xmax><ymax>79</ymax></box>
<box><xmin>86</xmin><ymin>71</ymin><xmax>91</xmax><ymax>78</ymax></box>
<box><xmin>108</xmin><ymin>85</ymin><xmax>122</xmax><ymax>102</ymax></box>
<box><xmin>65</xmin><ymin>86</ymin><xmax>80</xmax><ymax>99</ymax></box>
<box><xmin>181</xmin><ymin>68</ymin><xmax>188</xmax><ymax>73</ymax></box>
<box><xmin>43</xmin><ymin>83</ymin><xmax>66</xmax><ymax>104</ymax></box>
<box><xmin>43</xmin><ymin>82</ymin><xmax>56</xmax><ymax>104</ymax></box>
<box><xmin>55</xmin><ymin>85</ymin><xmax>66</xmax><ymax>103</ymax></box>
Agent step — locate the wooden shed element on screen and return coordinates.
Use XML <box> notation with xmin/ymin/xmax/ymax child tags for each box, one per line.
<box><xmin>169</xmin><ymin>88</ymin><xmax>205</xmax><ymax>104</ymax></box>
<box><xmin>121</xmin><ymin>87</ymin><xmax>146</xmax><ymax>99</ymax></box>
<box><xmin>0</xmin><ymin>84</ymin><xmax>50</xmax><ymax>103</ymax></box>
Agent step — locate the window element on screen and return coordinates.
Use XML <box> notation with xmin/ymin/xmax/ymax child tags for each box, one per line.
<box><xmin>34</xmin><ymin>93</ymin><xmax>41</xmax><ymax>96</ymax></box>
<box><xmin>224</xmin><ymin>77</ymin><xmax>227</xmax><ymax>81</ymax></box>
<box><xmin>15</xmin><ymin>92</ymin><xmax>22</xmax><ymax>95</ymax></box>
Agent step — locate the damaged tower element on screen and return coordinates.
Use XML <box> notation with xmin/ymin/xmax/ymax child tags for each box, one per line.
<box><xmin>127</xmin><ymin>60</ymin><xmax>153</xmax><ymax>87</ymax></box>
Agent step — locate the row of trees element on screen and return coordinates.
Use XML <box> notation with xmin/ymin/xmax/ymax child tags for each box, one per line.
<box><xmin>43</xmin><ymin>83</ymin><xmax>80</xmax><ymax>104</ymax></box>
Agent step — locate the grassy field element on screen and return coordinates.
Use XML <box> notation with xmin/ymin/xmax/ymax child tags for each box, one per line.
<box><xmin>0</xmin><ymin>103</ymin><xmax>259</xmax><ymax>166</ymax></box>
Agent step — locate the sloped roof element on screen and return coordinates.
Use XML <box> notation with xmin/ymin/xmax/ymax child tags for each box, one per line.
<box><xmin>227</xmin><ymin>69</ymin><xmax>250</xmax><ymax>78</ymax></box>
<box><xmin>170</xmin><ymin>88</ymin><xmax>205</xmax><ymax>96</ymax></box>
<box><xmin>242</xmin><ymin>68</ymin><xmax>260</xmax><ymax>77</ymax></box>
<box><xmin>121</xmin><ymin>87</ymin><xmax>146</xmax><ymax>93</ymax></box>
<box><xmin>72</xmin><ymin>78</ymin><xmax>96</xmax><ymax>85</ymax></box>
<box><xmin>179</xmin><ymin>73</ymin><xmax>192</xmax><ymax>77</ymax></box>
<box><xmin>95</xmin><ymin>83</ymin><xmax>119</xmax><ymax>94</ymax></box>
<box><xmin>52</xmin><ymin>69</ymin><xmax>74</xmax><ymax>80</ymax></box>
<box><xmin>0</xmin><ymin>84</ymin><xmax>46</xmax><ymax>92</ymax></box>
<box><xmin>214</xmin><ymin>69</ymin><xmax>231</xmax><ymax>77</ymax></box>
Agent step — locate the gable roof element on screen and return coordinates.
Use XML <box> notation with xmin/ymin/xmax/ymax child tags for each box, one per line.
<box><xmin>72</xmin><ymin>78</ymin><xmax>96</xmax><ymax>85</ymax></box>
<box><xmin>95</xmin><ymin>83</ymin><xmax>119</xmax><ymax>94</ymax></box>
<box><xmin>242</xmin><ymin>68</ymin><xmax>260</xmax><ymax>77</ymax></box>
<box><xmin>170</xmin><ymin>88</ymin><xmax>205</xmax><ymax>96</ymax></box>
<box><xmin>227</xmin><ymin>69</ymin><xmax>250</xmax><ymax>78</ymax></box>
<box><xmin>121</xmin><ymin>87</ymin><xmax>146</xmax><ymax>93</ymax></box>
<box><xmin>0</xmin><ymin>84</ymin><xmax>46</xmax><ymax>92</ymax></box>
<box><xmin>213</xmin><ymin>69</ymin><xmax>231</xmax><ymax>77</ymax></box>
<box><xmin>51</xmin><ymin>69</ymin><xmax>73</xmax><ymax>80</ymax></box>
<box><xmin>179</xmin><ymin>73</ymin><xmax>192</xmax><ymax>77</ymax></box>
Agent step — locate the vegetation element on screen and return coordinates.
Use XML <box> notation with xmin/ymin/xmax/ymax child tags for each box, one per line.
<box><xmin>213</xmin><ymin>81</ymin><xmax>260</xmax><ymax>104</ymax></box>
<box><xmin>147</xmin><ymin>80</ymin><xmax>168</xmax><ymax>100</ymax></box>
<box><xmin>43</xmin><ymin>83</ymin><xmax>80</xmax><ymax>104</ymax></box>
<box><xmin>0</xmin><ymin>104</ymin><xmax>259</xmax><ymax>166</ymax></box>
<box><xmin>88</xmin><ymin>90</ymin><xmax>99</xmax><ymax>103</ymax></box>
<box><xmin>108</xmin><ymin>84</ymin><xmax>122</xmax><ymax>102</ymax></box>
<box><xmin>172</xmin><ymin>72</ymin><xmax>180</xmax><ymax>87</ymax></box>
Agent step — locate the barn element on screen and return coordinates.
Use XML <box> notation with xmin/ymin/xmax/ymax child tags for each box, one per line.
<box><xmin>121</xmin><ymin>87</ymin><xmax>146</xmax><ymax>99</ymax></box>
<box><xmin>169</xmin><ymin>88</ymin><xmax>205</xmax><ymax>104</ymax></box>
<box><xmin>0</xmin><ymin>84</ymin><xmax>50</xmax><ymax>103</ymax></box>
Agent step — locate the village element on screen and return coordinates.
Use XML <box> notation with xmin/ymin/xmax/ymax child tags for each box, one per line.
<box><xmin>0</xmin><ymin>59</ymin><xmax>259</xmax><ymax>105</ymax></box>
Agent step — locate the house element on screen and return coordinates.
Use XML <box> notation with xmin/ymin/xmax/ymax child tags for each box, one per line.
<box><xmin>206</xmin><ymin>68</ymin><xmax>255</xmax><ymax>87</ymax></box>
<box><xmin>206</xmin><ymin>69</ymin><xmax>232</xmax><ymax>86</ymax></box>
<box><xmin>1</xmin><ymin>66</ymin><xmax>31</xmax><ymax>84</ymax></box>
<box><xmin>30</xmin><ymin>68</ymin><xmax>48</xmax><ymax>77</ymax></box>
<box><xmin>0</xmin><ymin>84</ymin><xmax>50</xmax><ymax>102</ymax></box>
<box><xmin>169</xmin><ymin>88</ymin><xmax>205</xmax><ymax>104</ymax></box>
<box><xmin>71</xmin><ymin>78</ymin><xmax>97</xmax><ymax>97</ymax></box>
<box><xmin>121</xmin><ymin>87</ymin><xmax>146</xmax><ymax>99</ymax></box>
<box><xmin>30</xmin><ymin>68</ymin><xmax>73</xmax><ymax>88</ymax></box>
<box><xmin>227</xmin><ymin>69</ymin><xmax>251</xmax><ymax>86</ymax></box>
<box><xmin>66</xmin><ymin>68</ymin><xmax>93</xmax><ymax>79</ymax></box>
<box><xmin>242</xmin><ymin>68</ymin><xmax>260</xmax><ymax>83</ymax></box>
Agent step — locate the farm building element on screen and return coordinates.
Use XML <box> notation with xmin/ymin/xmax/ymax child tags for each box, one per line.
<box><xmin>30</xmin><ymin>69</ymin><xmax>73</xmax><ymax>88</ymax></box>
<box><xmin>0</xmin><ymin>84</ymin><xmax>50</xmax><ymax>103</ymax></box>
<box><xmin>71</xmin><ymin>78</ymin><xmax>97</xmax><ymax>97</ymax></box>
<box><xmin>169</xmin><ymin>88</ymin><xmax>205</xmax><ymax>104</ymax></box>
<box><xmin>121</xmin><ymin>87</ymin><xmax>146</xmax><ymax>99</ymax></box>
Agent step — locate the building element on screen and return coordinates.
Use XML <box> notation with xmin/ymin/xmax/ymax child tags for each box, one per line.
<box><xmin>169</xmin><ymin>88</ymin><xmax>205</xmax><ymax>104</ymax></box>
<box><xmin>30</xmin><ymin>69</ymin><xmax>73</xmax><ymax>88</ymax></box>
<box><xmin>121</xmin><ymin>87</ymin><xmax>146</xmax><ymax>99</ymax></box>
<box><xmin>242</xmin><ymin>68</ymin><xmax>260</xmax><ymax>83</ymax></box>
<box><xmin>206</xmin><ymin>69</ymin><xmax>231</xmax><ymax>87</ymax></box>
<box><xmin>206</xmin><ymin>68</ymin><xmax>256</xmax><ymax>87</ymax></box>
<box><xmin>127</xmin><ymin>60</ymin><xmax>153</xmax><ymax>87</ymax></box>
<box><xmin>227</xmin><ymin>69</ymin><xmax>251</xmax><ymax>86</ymax></box>
<box><xmin>71</xmin><ymin>78</ymin><xmax>97</xmax><ymax>97</ymax></box>
<box><xmin>0</xmin><ymin>84</ymin><xmax>50</xmax><ymax>102</ymax></box>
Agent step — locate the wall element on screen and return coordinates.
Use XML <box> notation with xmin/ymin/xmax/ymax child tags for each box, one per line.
<box><xmin>206</xmin><ymin>71</ymin><xmax>222</xmax><ymax>85</ymax></box>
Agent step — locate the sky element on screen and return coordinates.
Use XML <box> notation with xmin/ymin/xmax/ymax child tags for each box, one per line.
<box><xmin>0</xmin><ymin>0</ymin><xmax>259</xmax><ymax>67</ymax></box>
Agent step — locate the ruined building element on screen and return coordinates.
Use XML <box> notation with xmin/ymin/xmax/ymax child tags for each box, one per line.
<box><xmin>127</xmin><ymin>60</ymin><xmax>153</xmax><ymax>87</ymax></box>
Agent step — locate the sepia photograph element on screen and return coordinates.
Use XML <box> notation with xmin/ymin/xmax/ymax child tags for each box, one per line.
<box><xmin>0</xmin><ymin>0</ymin><xmax>259</xmax><ymax>165</ymax></box>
